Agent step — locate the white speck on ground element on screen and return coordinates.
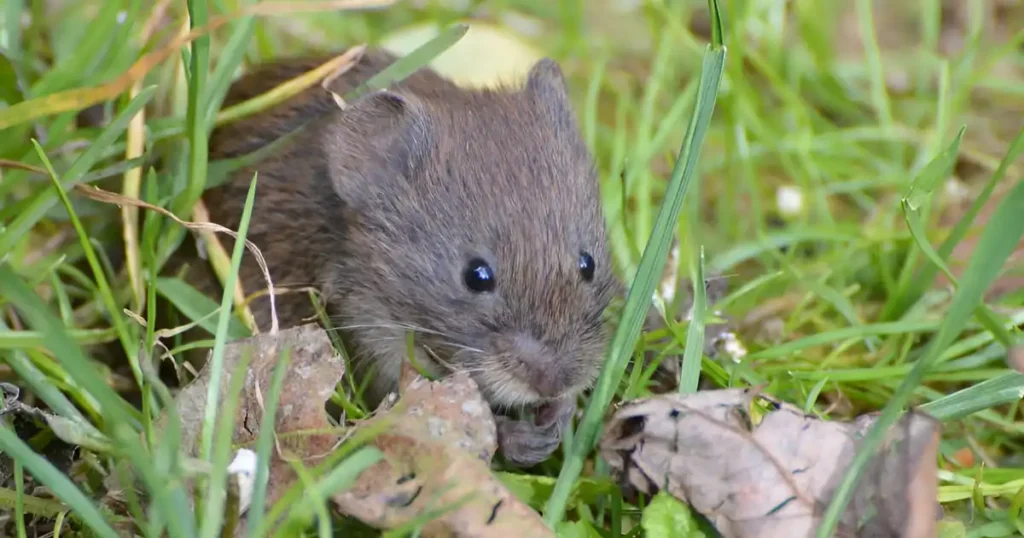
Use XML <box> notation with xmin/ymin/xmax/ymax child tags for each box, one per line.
<box><xmin>776</xmin><ymin>185</ymin><xmax>804</xmax><ymax>217</ymax></box>
<box><xmin>228</xmin><ymin>448</ymin><xmax>259</xmax><ymax>515</ymax></box>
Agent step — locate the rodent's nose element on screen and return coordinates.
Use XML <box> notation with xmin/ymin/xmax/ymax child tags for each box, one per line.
<box><xmin>511</xmin><ymin>333</ymin><xmax>570</xmax><ymax>399</ymax></box>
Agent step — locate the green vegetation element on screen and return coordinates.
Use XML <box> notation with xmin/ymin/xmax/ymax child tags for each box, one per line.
<box><xmin>1</xmin><ymin>0</ymin><xmax>1022</xmax><ymax>536</ymax></box>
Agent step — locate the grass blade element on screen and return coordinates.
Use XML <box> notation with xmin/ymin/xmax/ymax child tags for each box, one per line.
<box><xmin>281</xmin><ymin>447</ymin><xmax>383</xmax><ymax>531</ymax></box>
<box><xmin>204</xmin><ymin>13</ymin><xmax>256</xmax><ymax>130</ymax></box>
<box><xmin>155</xmin><ymin>277</ymin><xmax>251</xmax><ymax>339</ymax></box>
<box><xmin>0</xmin><ymin>86</ymin><xmax>157</xmax><ymax>259</ymax></box>
<box><xmin>199</xmin><ymin>174</ymin><xmax>258</xmax><ymax>460</ymax></box>
<box><xmin>816</xmin><ymin>141</ymin><xmax>1024</xmax><ymax>537</ymax></box>
<box><xmin>344</xmin><ymin>23</ymin><xmax>468</xmax><ymax>101</ymax></box>
<box><xmin>892</xmin><ymin>125</ymin><xmax>1024</xmax><ymax>319</ymax></box>
<box><xmin>922</xmin><ymin>372</ymin><xmax>1024</xmax><ymax>421</ymax></box>
<box><xmin>855</xmin><ymin>0</ymin><xmax>893</xmax><ymax>130</ymax></box>
<box><xmin>177</xmin><ymin>0</ymin><xmax>211</xmax><ymax>216</ymax></box>
<box><xmin>245</xmin><ymin>346</ymin><xmax>292</xmax><ymax>537</ymax></box>
<box><xmin>0</xmin><ymin>265</ymin><xmax>136</xmax><ymax>427</ymax></box>
<box><xmin>897</xmin><ymin>127</ymin><xmax>1015</xmax><ymax>348</ymax></box>
<box><xmin>678</xmin><ymin>246</ymin><xmax>706</xmax><ymax>394</ymax></box>
<box><xmin>901</xmin><ymin>203</ymin><xmax>1015</xmax><ymax>348</ymax></box>
<box><xmin>32</xmin><ymin>140</ymin><xmax>142</xmax><ymax>388</ymax></box>
<box><xmin>904</xmin><ymin>126</ymin><xmax>966</xmax><ymax>211</ymax></box>
<box><xmin>543</xmin><ymin>0</ymin><xmax>726</xmax><ymax>522</ymax></box>
<box><xmin>0</xmin><ymin>328</ymin><xmax>116</xmax><ymax>349</ymax></box>
<box><xmin>199</xmin><ymin>351</ymin><xmax>253</xmax><ymax>538</ymax></box>
<box><xmin>882</xmin><ymin>125</ymin><xmax>966</xmax><ymax>320</ymax></box>
<box><xmin>214</xmin><ymin>47</ymin><xmax>367</xmax><ymax>128</ymax></box>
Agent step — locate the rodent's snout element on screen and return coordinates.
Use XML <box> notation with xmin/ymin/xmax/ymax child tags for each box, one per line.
<box><xmin>507</xmin><ymin>332</ymin><xmax>583</xmax><ymax>400</ymax></box>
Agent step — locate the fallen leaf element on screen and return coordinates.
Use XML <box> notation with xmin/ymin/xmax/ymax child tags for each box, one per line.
<box><xmin>600</xmin><ymin>388</ymin><xmax>941</xmax><ymax>538</ymax></box>
<box><xmin>154</xmin><ymin>323</ymin><xmax>346</xmax><ymax>534</ymax></box>
<box><xmin>332</xmin><ymin>364</ymin><xmax>553</xmax><ymax>537</ymax></box>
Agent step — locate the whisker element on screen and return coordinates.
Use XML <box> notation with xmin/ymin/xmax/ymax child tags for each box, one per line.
<box><xmin>324</xmin><ymin>319</ymin><xmax>446</xmax><ymax>337</ymax></box>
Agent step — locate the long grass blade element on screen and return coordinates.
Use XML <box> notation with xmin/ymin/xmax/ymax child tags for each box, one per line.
<box><xmin>245</xmin><ymin>347</ymin><xmax>293</xmax><ymax>537</ymax></box>
<box><xmin>32</xmin><ymin>140</ymin><xmax>142</xmax><ymax>388</ymax></box>
<box><xmin>199</xmin><ymin>175</ymin><xmax>259</xmax><ymax>461</ymax></box>
<box><xmin>922</xmin><ymin>372</ymin><xmax>1024</xmax><ymax>421</ymax></box>
<box><xmin>816</xmin><ymin>141</ymin><xmax>1024</xmax><ymax>537</ymax></box>
<box><xmin>344</xmin><ymin>23</ymin><xmax>468</xmax><ymax>101</ymax></box>
<box><xmin>543</xmin><ymin>0</ymin><xmax>726</xmax><ymax>522</ymax></box>
<box><xmin>678</xmin><ymin>246</ymin><xmax>706</xmax><ymax>394</ymax></box>
<box><xmin>177</xmin><ymin>0</ymin><xmax>211</xmax><ymax>216</ymax></box>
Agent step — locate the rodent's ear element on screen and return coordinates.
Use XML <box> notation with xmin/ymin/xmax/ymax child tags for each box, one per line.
<box><xmin>345</xmin><ymin>89</ymin><xmax>426</xmax><ymax>133</ymax></box>
<box><xmin>330</xmin><ymin>89</ymin><xmax>432</xmax><ymax>198</ymax></box>
<box><xmin>525</xmin><ymin>58</ymin><xmax>577</xmax><ymax>134</ymax></box>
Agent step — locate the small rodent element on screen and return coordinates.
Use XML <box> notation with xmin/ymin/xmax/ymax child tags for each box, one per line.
<box><xmin>198</xmin><ymin>48</ymin><xmax>620</xmax><ymax>467</ymax></box>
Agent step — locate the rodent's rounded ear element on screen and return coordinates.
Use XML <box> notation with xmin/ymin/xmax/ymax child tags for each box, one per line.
<box><xmin>525</xmin><ymin>58</ymin><xmax>577</xmax><ymax>134</ymax></box>
<box><xmin>327</xmin><ymin>88</ymin><xmax>433</xmax><ymax>203</ymax></box>
<box><xmin>346</xmin><ymin>89</ymin><xmax>423</xmax><ymax>124</ymax></box>
<box><xmin>526</xmin><ymin>58</ymin><xmax>568</xmax><ymax>101</ymax></box>
<box><xmin>346</xmin><ymin>88</ymin><xmax>432</xmax><ymax>157</ymax></box>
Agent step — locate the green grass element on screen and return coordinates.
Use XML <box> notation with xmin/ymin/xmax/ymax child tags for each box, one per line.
<box><xmin>1</xmin><ymin>0</ymin><xmax>1024</xmax><ymax>536</ymax></box>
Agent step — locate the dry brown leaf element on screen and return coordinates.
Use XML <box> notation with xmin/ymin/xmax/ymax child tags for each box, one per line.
<box><xmin>156</xmin><ymin>324</ymin><xmax>345</xmax><ymax>516</ymax></box>
<box><xmin>332</xmin><ymin>364</ymin><xmax>553</xmax><ymax>537</ymax></box>
<box><xmin>600</xmin><ymin>388</ymin><xmax>941</xmax><ymax>538</ymax></box>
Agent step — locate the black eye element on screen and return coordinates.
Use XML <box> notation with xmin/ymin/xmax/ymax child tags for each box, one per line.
<box><xmin>578</xmin><ymin>252</ymin><xmax>595</xmax><ymax>282</ymax></box>
<box><xmin>463</xmin><ymin>258</ymin><xmax>496</xmax><ymax>293</ymax></box>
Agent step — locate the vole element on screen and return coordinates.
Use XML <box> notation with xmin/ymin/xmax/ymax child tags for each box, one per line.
<box><xmin>195</xmin><ymin>48</ymin><xmax>620</xmax><ymax>467</ymax></box>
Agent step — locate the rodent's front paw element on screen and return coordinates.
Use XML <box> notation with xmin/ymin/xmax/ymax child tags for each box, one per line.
<box><xmin>495</xmin><ymin>400</ymin><xmax>575</xmax><ymax>468</ymax></box>
<box><xmin>495</xmin><ymin>415</ymin><xmax>563</xmax><ymax>468</ymax></box>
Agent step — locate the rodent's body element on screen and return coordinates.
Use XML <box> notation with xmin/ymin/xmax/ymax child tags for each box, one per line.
<box><xmin>198</xmin><ymin>48</ymin><xmax>619</xmax><ymax>466</ymax></box>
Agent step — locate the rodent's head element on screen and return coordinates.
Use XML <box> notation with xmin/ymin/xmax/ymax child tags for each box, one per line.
<box><xmin>322</xmin><ymin>58</ymin><xmax>619</xmax><ymax>408</ymax></box>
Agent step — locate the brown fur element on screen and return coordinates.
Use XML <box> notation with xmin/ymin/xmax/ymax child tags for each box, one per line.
<box><xmin>196</xmin><ymin>49</ymin><xmax>619</xmax><ymax>466</ymax></box>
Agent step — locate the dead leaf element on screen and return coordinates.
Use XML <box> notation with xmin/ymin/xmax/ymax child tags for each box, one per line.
<box><xmin>156</xmin><ymin>324</ymin><xmax>345</xmax><ymax>514</ymax></box>
<box><xmin>600</xmin><ymin>388</ymin><xmax>941</xmax><ymax>538</ymax></box>
<box><xmin>332</xmin><ymin>364</ymin><xmax>553</xmax><ymax>537</ymax></box>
